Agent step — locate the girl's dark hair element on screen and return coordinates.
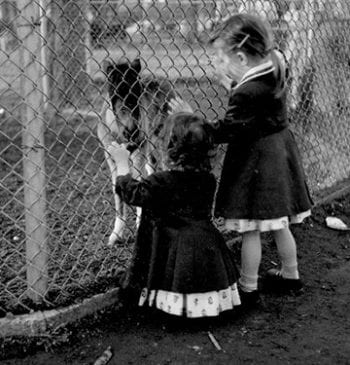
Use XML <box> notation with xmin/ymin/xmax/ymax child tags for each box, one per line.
<box><xmin>210</xmin><ymin>13</ymin><xmax>287</xmax><ymax>96</ymax></box>
<box><xmin>166</xmin><ymin>112</ymin><xmax>214</xmax><ymax>171</ymax></box>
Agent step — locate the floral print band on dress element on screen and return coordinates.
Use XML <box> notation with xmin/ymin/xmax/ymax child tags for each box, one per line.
<box><xmin>224</xmin><ymin>210</ymin><xmax>311</xmax><ymax>233</ymax></box>
<box><xmin>138</xmin><ymin>284</ymin><xmax>241</xmax><ymax>318</ymax></box>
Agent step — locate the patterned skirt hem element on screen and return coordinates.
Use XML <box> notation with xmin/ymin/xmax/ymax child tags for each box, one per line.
<box><xmin>138</xmin><ymin>283</ymin><xmax>241</xmax><ymax>318</ymax></box>
<box><xmin>224</xmin><ymin>209</ymin><xmax>311</xmax><ymax>233</ymax></box>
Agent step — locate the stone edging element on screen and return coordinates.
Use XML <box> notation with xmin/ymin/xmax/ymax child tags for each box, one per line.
<box><xmin>315</xmin><ymin>180</ymin><xmax>350</xmax><ymax>206</ymax></box>
<box><xmin>0</xmin><ymin>288</ymin><xmax>120</xmax><ymax>338</ymax></box>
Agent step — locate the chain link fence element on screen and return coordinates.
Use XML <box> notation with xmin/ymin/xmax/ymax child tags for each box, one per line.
<box><xmin>0</xmin><ymin>0</ymin><xmax>349</xmax><ymax>317</ymax></box>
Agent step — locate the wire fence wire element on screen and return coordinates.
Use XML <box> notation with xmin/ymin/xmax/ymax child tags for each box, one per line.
<box><xmin>0</xmin><ymin>0</ymin><xmax>349</xmax><ymax>316</ymax></box>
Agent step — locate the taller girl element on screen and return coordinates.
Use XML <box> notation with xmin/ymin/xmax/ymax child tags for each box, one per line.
<box><xmin>170</xmin><ymin>13</ymin><xmax>313</xmax><ymax>305</ymax></box>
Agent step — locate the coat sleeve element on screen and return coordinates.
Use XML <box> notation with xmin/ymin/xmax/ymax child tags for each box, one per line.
<box><xmin>210</xmin><ymin>89</ymin><xmax>258</xmax><ymax>144</ymax></box>
<box><xmin>115</xmin><ymin>173</ymin><xmax>165</xmax><ymax>207</ymax></box>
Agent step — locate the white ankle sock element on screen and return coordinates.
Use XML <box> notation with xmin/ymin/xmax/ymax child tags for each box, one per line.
<box><xmin>281</xmin><ymin>264</ymin><xmax>299</xmax><ymax>280</ymax></box>
<box><xmin>239</xmin><ymin>273</ymin><xmax>258</xmax><ymax>292</ymax></box>
<box><xmin>273</xmin><ymin>228</ymin><xmax>300</xmax><ymax>280</ymax></box>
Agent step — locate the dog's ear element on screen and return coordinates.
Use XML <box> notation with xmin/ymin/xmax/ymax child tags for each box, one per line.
<box><xmin>131</xmin><ymin>58</ymin><xmax>142</xmax><ymax>74</ymax></box>
<box><xmin>103</xmin><ymin>59</ymin><xmax>115</xmax><ymax>76</ymax></box>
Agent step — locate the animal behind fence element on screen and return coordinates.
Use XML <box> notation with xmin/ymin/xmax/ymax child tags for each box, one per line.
<box><xmin>97</xmin><ymin>58</ymin><xmax>176</xmax><ymax>246</ymax></box>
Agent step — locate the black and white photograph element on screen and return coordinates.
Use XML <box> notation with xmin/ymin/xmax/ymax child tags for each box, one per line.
<box><xmin>0</xmin><ymin>0</ymin><xmax>349</xmax><ymax>364</ymax></box>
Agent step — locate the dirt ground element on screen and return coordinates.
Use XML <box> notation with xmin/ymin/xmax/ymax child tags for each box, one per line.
<box><xmin>1</xmin><ymin>190</ymin><xmax>350</xmax><ymax>364</ymax></box>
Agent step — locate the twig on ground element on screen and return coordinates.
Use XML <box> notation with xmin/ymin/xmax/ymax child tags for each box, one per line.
<box><xmin>208</xmin><ymin>331</ymin><xmax>223</xmax><ymax>351</ymax></box>
<box><xmin>93</xmin><ymin>346</ymin><xmax>113</xmax><ymax>365</ymax></box>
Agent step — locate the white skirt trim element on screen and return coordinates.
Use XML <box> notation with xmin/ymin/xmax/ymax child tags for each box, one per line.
<box><xmin>138</xmin><ymin>284</ymin><xmax>241</xmax><ymax>318</ymax></box>
<box><xmin>224</xmin><ymin>210</ymin><xmax>311</xmax><ymax>233</ymax></box>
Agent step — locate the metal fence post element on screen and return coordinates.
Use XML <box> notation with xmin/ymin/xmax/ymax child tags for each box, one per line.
<box><xmin>17</xmin><ymin>0</ymin><xmax>48</xmax><ymax>303</ymax></box>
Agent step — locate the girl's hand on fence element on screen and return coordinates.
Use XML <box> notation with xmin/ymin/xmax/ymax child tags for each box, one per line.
<box><xmin>107</xmin><ymin>142</ymin><xmax>130</xmax><ymax>175</ymax></box>
<box><xmin>168</xmin><ymin>97</ymin><xmax>193</xmax><ymax>114</ymax></box>
<box><xmin>107</xmin><ymin>142</ymin><xmax>130</xmax><ymax>161</ymax></box>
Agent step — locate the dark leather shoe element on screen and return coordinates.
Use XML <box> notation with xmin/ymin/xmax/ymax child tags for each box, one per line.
<box><xmin>238</xmin><ymin>288</ymin><xmax>260</xmax><ymax>308</ymax></box>
<box><xmin>263</xmin><ymin>269</ymin><xmax>303</xmax><ymax>294</ymax></box>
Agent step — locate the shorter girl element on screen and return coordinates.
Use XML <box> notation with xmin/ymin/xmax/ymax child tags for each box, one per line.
<box><xmin>107</xmin><ymin>112</ymin><xmax>241</xmax><ymax>318</ymax></box>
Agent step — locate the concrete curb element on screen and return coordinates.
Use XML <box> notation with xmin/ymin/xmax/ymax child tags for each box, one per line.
<box><xmin>315</xmin><ymin>180</ymin><xmax>350</xmax><ymax>206</ymax></box>
<box><xmin>0</xmin><ymin>288</ymin><xmax>120</xmax><ymax>338</ymax></box>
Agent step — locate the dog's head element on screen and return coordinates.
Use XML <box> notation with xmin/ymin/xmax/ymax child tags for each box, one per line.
<box><xmin>103</xmin><ymin>59</ymin><xmax>176</xmax><ymax>167</ymax></box>
<box><xmin>105</xmin><ymin>58</ymin><xmax>142</xmax><ymax>114</ymax></box>
<box><xmin>104</xmin><ymin>59</ymin><xmax>143</xmax><ymax>144</ymax></box>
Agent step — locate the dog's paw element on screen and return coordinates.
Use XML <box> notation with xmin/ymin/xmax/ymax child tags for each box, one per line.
<box><xmin>107</xmin><ymin>232</ymin><xmax>125</xmax><ymax>247</ymax></box>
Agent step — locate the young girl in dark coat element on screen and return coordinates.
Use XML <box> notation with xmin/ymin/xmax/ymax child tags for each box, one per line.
<box><xmin>169</xmin><ymin>13</ymin><xmax>313</xmax><ymax>305</ymax></box>
<box><xmin>107</xmin><ymin>112</ymin><xmax>241</xmax><ymax>318</ymax></box>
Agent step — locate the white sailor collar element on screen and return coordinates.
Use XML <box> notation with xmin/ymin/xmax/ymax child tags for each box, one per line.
<box><xmin>233</xmin><ymin>60</ymin><xmax>275</xmax><ymax>90</ymax></box>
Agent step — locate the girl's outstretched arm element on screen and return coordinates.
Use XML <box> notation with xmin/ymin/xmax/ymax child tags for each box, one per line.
<box><xmin>115</xmin><ymin>174</ymin><xmax>155</xmax><ymax>207</ymax></box>
<box><xmin>115</xmin><ymin>172</ymin><xmax>169</xmax><ymax>208</ymax></box>
<box><xmin>210</xmin><ymin>91</ymin><xmax>256</xmax><ymax>143</ymax></box>
<box><xmin>107</xmin><ymin>142</ymin><xmax>157</xmax><ymax>207</ymax></box>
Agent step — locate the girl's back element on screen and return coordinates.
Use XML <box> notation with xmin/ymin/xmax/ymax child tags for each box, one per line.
<box><xmin>144</xmin><ymin>170</ymin><xmax>216</xmax><ymax>221</ymax></box>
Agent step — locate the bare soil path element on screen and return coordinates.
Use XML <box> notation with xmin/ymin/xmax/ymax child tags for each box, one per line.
<box><xmin>2</xmin><ymin>193</ymin><xmax>350</xmax><ymax>365</ymax></box>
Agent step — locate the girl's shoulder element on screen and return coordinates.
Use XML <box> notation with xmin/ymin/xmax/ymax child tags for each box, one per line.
<box><xmin>236</xmin><ymin>77</ymin><xmax>273</xmax><ymax>97</ymax></box>
<box><xmin>146</xmin><ymin>170</ymin><xmax>194</xmax><ymax>186</ymax></box>
<box><xmin>227</xmin><ymin>82</ymin><xmax>265</xmax><ymax>109</ymax></box>
<box><xmin>146</xmin><ymin>170</ymin><xmax>173</xmax><ymax>184</ymax></box>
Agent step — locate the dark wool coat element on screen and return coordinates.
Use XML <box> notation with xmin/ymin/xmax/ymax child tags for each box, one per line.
<box><xmin>115</xmin><ymin>171</ymin><xmax>239</xmax><ymax>298</ymax></box>
<box><xmin>213</xmin><ymin>70</ymin><xmax>313</xmax><ymax>220</ymax></box>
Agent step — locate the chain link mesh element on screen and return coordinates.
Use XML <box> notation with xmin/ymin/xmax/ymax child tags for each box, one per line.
<box><xmin>0</xmin><ymin>0</ymin><xmax>349</xmax><ymax>316</ymax></box>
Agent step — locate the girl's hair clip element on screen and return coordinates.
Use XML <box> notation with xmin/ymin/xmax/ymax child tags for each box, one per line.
<box><xmin>237</xmin><ymin>34</ymin><xmax>250</xmax><ymax>49</ymax></box>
